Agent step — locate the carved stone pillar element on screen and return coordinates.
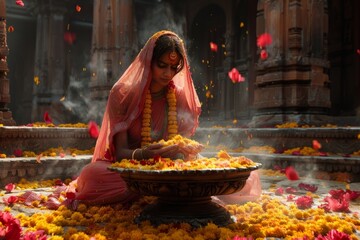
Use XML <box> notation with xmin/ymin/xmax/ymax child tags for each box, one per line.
<box><xmin>31</xmin><ymin>0</ymin><xmax>67</xmax><ymax>122</ymax></box>
<box><xmin>251</xmin><ymin>0</ymin><xmax>331</xmax><ymax>126</ymax></box>
<box><xmin>223</xmin><ymin>31</ymin><xmax>235</xmax><ymax>119</ymax></box>
<box><xmin>89</xmin><ymin>0</ymin><xmax>137</xmax><ymax>121</ymax></box>
<box><xmin>0</xmin><ymin>0</ymin><xmax>15</xmax><ymax>125</ymax></box>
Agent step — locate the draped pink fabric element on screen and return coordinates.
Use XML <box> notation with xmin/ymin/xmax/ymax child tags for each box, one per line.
<box><xmin>93</xmin><ymin>30</ymin><xmax>201</xmax><ymax>162</ymax></box>
<box><xmin>67</xmin><ymin>30</ymin><xmax>202</xmax><ymax>205</ymax></box>
<box><xmin>67</xmin><ymin>30</ymin><xmax>261</xmax><ymax>205</ymax></box>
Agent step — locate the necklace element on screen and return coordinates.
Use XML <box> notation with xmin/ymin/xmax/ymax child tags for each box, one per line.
<box><xmin>141</xmin><ymin>81</ymin><xmax>178</xmax><ymax>147</ymax></box>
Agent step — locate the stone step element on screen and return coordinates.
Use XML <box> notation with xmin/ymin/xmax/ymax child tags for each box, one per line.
<box><xmin>193</xmin><ymin>127</ymin><xmax>360</xmax><ymax>154</ymax></box>
<box><xmin>0</xmin><ymin>155</ymin><xmax>92</xmax><ymax>187</ymax></box>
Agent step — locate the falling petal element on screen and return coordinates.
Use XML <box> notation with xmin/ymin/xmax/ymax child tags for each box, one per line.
<box><xmin>13</xmin><ymin>149</ymin><xmax>22</xmax><ymax>157</ymax></box>
<box><xmin>15</xmin><ymin>0</ymin><xmax>24</xmax><ymax>7</ymax></box>
<box><xmin>285</xmin><ymin>166</ymin><xmax>300</xmax><ymax>180</ymax></box>
<box><xmin>228</xmin><ymin>68</ymin><xmax>245</xmax><ymax>83</ymax></box>
<box><xmin>209</xmin><ymin>42</ymin><xmax>218</xmax><ymax>52</ymax></box>
<box><xmin>8</xmin><ymin>26</ymin><xmax>15</xmax><ymax>32</ymax></box>
<box><xmin>205</xmin><ymin>90</ymin><xmax>212</xmax><ymax>99</ymax></box>
<box><xmin>5</xmin><ymin>183</ymin><xmax>16</xmax><ymax>193</ymax></box>
<box><xmin>34</xmin><ymin>76</ymin><xmax>40</xmax><ymax>85</ymax></box>
<box><xmin>64</xmin><ymin>31</ymin><xmax>76</xmax><ymax>45</ymax></box>
<box><xmin>36</xmin><ymin>153</ymin><xmax>43</xmax><ymax>163</ymax></box>
<box><xmin>75</xmin><ymin>5</ymin><xmax>82</xmax><ymax>12</ymax></box>
<box><xmin>257</xmin><ymin>33</ymin><xmax>272</xmax><ymax>48</ymax></box>
<box><xmin>88</xmin><ymin>121</ymin><xmax>99</xmax><ymax>138</ymax></box>
<box><xmin>260</xmin><ymin>49</ymin><xmax>268</xmax><ymax>60</ymax></box>
<box><xmin>43</xmin><ymin>111</ymin><xmax>52</xmax><ymax>124</ymax></box>
<box><xmin>312</xmin><ymin>140</ymin><xmax>321</xmax><ymax>150</ymax></box>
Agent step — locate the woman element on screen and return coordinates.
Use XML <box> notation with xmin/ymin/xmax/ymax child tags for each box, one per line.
<box><xmin>67</xmin><ymin>30</ymin><xmax>202</xmax><ymax>205</ymax></box>
<box><xmin>68</xmin><ymin>30</ymin><xmax>261</xmax><ymax>206</ymax></box>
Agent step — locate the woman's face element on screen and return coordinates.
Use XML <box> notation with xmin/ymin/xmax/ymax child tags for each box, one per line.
<box><xmin>150</xmin><ymin>50</ymin><xmax>181</xmax><ymax>93</ymax></box>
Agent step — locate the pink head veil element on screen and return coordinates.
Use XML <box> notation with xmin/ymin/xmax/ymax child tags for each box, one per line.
<box><xmin>92</xmin><ymin>30</ymin><xmax>201</xmax><ymax>162</ymax></box>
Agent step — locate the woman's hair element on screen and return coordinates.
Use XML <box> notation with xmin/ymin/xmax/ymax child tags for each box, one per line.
<box><xmin>152</xmin><ymin>34</ymin><xmax>185</xmax><ymax>73</ymax></box>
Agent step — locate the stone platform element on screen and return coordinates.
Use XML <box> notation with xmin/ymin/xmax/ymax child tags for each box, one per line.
<box><xmin>1</xmin><ymin>126</ymin><xmax>360</xmax><ymax>187</ymax></box>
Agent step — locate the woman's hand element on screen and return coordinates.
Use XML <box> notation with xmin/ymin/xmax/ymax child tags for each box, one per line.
<box><xmin>142</xmin><ymin>143</ymin><xmax>180</xmax><ymax>159</ymax></box>
<box><xmin>177</xmin><ymin>143</ymin><xmax>204</xmax><ymax>160</ymax></box>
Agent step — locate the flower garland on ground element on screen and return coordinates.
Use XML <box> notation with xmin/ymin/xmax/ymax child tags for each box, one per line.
<box><xmin>141</xmin><ymin>81</ymin><xmax>177</xmax><ymax>147</ymax></box>
<box><xmin>1</xmin><ymin>184</ymin><xmax>359</xmax><ymax>240</ymax></box>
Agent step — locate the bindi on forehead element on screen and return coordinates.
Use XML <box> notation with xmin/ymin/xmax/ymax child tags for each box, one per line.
<box><xmin>167</xmin><ymin>51</ymin><xmax>179</xmax><ymax>64</ymax></box>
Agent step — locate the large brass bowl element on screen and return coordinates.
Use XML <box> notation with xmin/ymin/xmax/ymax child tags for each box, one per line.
<box><xmin>109</xmin><ymin>163</ymin><xmax>261</xmax><ymax>227</ymax></box>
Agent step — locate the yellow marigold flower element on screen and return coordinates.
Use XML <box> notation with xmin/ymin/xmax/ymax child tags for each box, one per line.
<box><xmin>71</xmin><ymin>212</ymin><xmax>84</xmax><ymax>221</ymax></box>
<box><xmin>48</xmin><ymin>236</ymin><xmax>64</xmax><ymax>240</ymax></box>
<box><xmin>68</xmin><ymin>232</ymin><xmax>90</xmax><ymax>240</ymax></box>
<box><xmin>0</xmin><ymin>153</ymin><xmax>7</xmax><ymax>158</ymax></box>
<box><xmin>76</xmin><ymin>203</ymin><xmax>87</xmax><ymax>213</ymax></box>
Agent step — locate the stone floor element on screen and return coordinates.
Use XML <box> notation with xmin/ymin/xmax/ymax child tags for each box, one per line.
<box><xmin>1</xmin><ymin>173</ymin><xmax>359</xmax><ymax>239</ymax></box>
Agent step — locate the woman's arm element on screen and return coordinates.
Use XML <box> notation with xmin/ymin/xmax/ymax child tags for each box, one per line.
<box><xmin>113</xmin><ymin>131</ymin><xmax>134</xmax><ymax>160</ymax></box>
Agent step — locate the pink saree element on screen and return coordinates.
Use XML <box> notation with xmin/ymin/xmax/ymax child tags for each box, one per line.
<box><xmin>68</xmin><ymin>30</ymin><xmax>261</xmax><ymax>205</ymax></box>
<box><xmin>68</xmin><ymin>31</ymin><xmax>201</xmax><ymax>205</ymax></box>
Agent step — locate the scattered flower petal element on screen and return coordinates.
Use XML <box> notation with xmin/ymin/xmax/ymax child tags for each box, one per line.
<box><xmin>298</xmin><ymin>183</ymin><xmax>318</xmax><ymax>193</ymax></box>
<box><xmin>15</xmin><ymin>0</ymin><xmax>24</xmax><ymax>7</ymax></box>
<box><xmin>88</xmin><ymin>121</ymin><xmax>99</xmax><ymax>138</ymax></box>
<box><xmin>64</xmin><ymin>31</ymin><xmax>76</xmax><ymax>45</ymax></box>
<box><xmin>45</xmin><ymin>197</ymin><xmax>61</xmax><ymax>210</ymax></box>
<box><xmin>5</xmin><ymin>183</ymin><xmax>16</xmax><ymax>193</ymax></box>
<box><xmin>43</xmin><ymin>111</ymin><xmax>52</xmax><ymax>124</ymax></box>
<box><xmin>13</xmin><ymin>149</ymin><xmax>22</xmax><ymax>157</ymax></box>
<box><xmin>8</xmin><ymin>26</ymin><xmax>15</xmax><ymax>33</ymax></box>
<box><xmin>260</xmin><ymin>49</ymin><xmax>268</xmax><ymax>60</ymax></box>
<box><xmin>3</xmin><ymin>196</ymin><xmax>18</xmax><ymax>205</ymax></box>
<box><xmin>316</xmin><ymin>229</ymin><xmax>351</xmax><ymax>240</ymax></box>
<box><xmin>75</xmin><ymin>5</ymin><xmax>82</xmax><ymax>12</ymax></box>
<box><xmin>285</xmin><ymin>187</ymin><xmax>297</xmax><ymax>194</ymax></box>
<box><xmin>275</xmin><ymin>187</ymin><xmax>284</xmax><ymax>195</ymax></box>
<box><xmin>257</xmin><ymin>33</ymin><xmax>272</xmax><ymax>48</ymax></box>
<box><xmin>295</xmin><ymin>196</ymin><xmax>313</xmax><ymax>209</ymax></box>
<box><xmin>285</xmin><ymin>166</ymin><xmax>300</xmax><ymax>180</ymax></box>
<box><xmin>34</xmin><ymin>76</ymin><xmax>40</xmax><ymax>85</ymax></box>
<box><xmin>287</xmin><ymin>194</ymin><xmax>296</xmax><ymax>201</ymax></box>
<box><xmin>324</xmin><ymin>196</ymin><xmax>350</xmax><ymax>212</ymax></box>
<box><xmin>36</xmin><ymin>153</ymin><xmax>43</xmax><ymax>163</ymax></box>
<box><xmin>66</xmin><ymin>192</ymin><xmax>76</xmax><ymax>199</ymax></box>
<box><xmin>209</xmin><ymin>42</ymin><xmax>218</xmax><ymax>52</ymax></box>
<box><xmin>312</xmin><ymin>140</ymin><xmax>321</xmax><ymax>150</ymax></box>
<box><xmin>228</xmin><ymin>68</ymin><xmax>245</xmax><ymax>83</ymax></box>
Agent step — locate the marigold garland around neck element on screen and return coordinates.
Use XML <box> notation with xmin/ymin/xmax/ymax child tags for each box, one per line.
<box><xmin>141</xmin><ymin>81</ymin><xmax>178</xmax><ymax>147</ymax></box>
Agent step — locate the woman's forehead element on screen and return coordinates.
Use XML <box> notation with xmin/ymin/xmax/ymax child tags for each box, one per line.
<box><xmin>158</xmin><ymin>51</ymin><xmax>180</xmax><ymax>65</ymax></box>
